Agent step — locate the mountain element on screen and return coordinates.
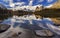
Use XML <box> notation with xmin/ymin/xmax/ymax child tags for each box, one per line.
<box><xmin>0</xmin><ymin>4</ymin><xmax>12</xmax><ymax>20</ymax></box>
<box><xmin>8</xmin><ymin>5</ymin><xmax>43</xmax><ymax>12</ymax></box>
<box><xmin>0</xmin><ymin>4</ymin><xmax>7</xmax><ymax>10</ymax></box>
<box><xmin>50</xmin><ymin>0</ymin><xmax>60</xmax><ymax>8</ymax></box>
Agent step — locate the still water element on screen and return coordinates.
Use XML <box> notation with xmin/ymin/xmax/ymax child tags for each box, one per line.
<box><xmin>1</xmin><ymin>15</ymin><xmax>60</xmax><ymax>36</ymax></box>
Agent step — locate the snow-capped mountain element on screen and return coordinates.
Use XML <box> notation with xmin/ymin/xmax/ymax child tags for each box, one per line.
<box><xmin>8</xmin><ymin>5</ymin><xmax>43</xmax><ymax>11</ymax></box>
<box><xmin>8</xmin><ymin>4</ymin><xmax>53</xmax><ymax>12</ymax></box>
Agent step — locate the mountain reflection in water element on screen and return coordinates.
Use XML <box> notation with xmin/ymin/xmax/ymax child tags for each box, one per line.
<box><xmin>1</xmin><ymin>15</ymin><xmax>60</xmax><ymax>36</ymax></box>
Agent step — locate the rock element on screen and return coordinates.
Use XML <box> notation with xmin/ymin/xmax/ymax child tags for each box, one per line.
<box><xmin>35</xmin><ymin>30</ymin><xmax>54</xmax><ymax>37</ymax></box>
<box><xmin>0</xmin><ymin>20</ymin><xmax>3</xmax><ymax>23</ymax></box>
<box><xmin>0</xmin><ymin>24</ymin><xmax>11</xmax><ymax>33</ymax></box>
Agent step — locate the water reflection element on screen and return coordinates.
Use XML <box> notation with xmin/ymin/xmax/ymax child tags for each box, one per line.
<box><xmin>1</xmin><ymin>15</ymin><xmax>60</xmax><ymax>35</ymax></box>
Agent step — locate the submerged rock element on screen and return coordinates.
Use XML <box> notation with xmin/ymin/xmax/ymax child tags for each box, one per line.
<box><xmin>0</xmin><ymin>24</ymin><xmax>10</xmax><ymax>33</ymax></box>
<box><xmin>35</xmin><ymin>30</ymin><xmax>54</xmax><ymax>37</ymax></box>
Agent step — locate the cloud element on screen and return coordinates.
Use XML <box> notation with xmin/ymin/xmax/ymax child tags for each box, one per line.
<box><xmin>8</xmin><ymin>0</ymin><xmax>25</xmax><ymax>7</ymax></box>
<box><xmin>29</xmin><ymin>0</ymin><xmax>33</xmax><ymax>6</ymax></box>
<box><xmin>3</xmin><ymin>0</ymin><xmax>53</xmax><ymax>11</ymax></box>
<box><xmin>44</xmin><ymin>5</ymin><xmax>53</xmax><ymax>8</ymax></box>
<box><xmin>14</xmin><ymin>2</ymin><xmax>25</xmax><ymax>6</ymax></box>
<box><xmin>39</xmin><ymin>0</ymin><xmax>44</xmax><ymax>2</ymax></box>
<box><xmin>3</xmin><ymin>0</ymin><xmax>9</xmax><ymax>3</ymax></box>
<box><xmin>47</xmin><ymin>0</ymin><xmax>53</xmax><ymax>3</ymax></box>
<box><xmin>9</xmin><ymin>1</ymin><xmax>25</xmax><ymax>7</ymax></box>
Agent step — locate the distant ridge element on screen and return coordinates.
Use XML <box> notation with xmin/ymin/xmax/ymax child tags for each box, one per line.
<box><xmin>0</xmin><ymin>4</ymin><xmax>7</xmax><ymax>10</ymax></box>
<box><xmin>51</xmin><ymin>0</ymin><xmax>60</xmax><ymax>8</ymax></box>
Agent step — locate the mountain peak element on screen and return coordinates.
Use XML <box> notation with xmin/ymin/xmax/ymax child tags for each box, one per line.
<box><xmin>0</xmin><ymin>4</ymin><xmax>7</xmax><ymax>9</ymax></box>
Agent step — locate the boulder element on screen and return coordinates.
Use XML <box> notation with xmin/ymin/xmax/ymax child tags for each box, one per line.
<box><xmin>0</xmin><ymin>24</ymin><xmax>11</xmax><ymax>33</ymax></box>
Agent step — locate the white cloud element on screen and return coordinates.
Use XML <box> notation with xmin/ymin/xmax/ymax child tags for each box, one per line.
<box><xmin>10</xmin><ymin>3</ymin><xmax>15</xmax><ymax>7</ymax></box>
<box><xmin>47</xmin><ymin>0</ymin><xmax>53</xmax><ymax>3</ymax></box>
<box><xmin>9</xmin><ymin>2</ymin><xmax>25</xmax><ymax>7</ymax></box>
<box><xmin>7</xmin><ymin>0</ymin><xmax>53</xmax><ymax>11</ymax></box>
<box><xmin>9</xmin><ymin>0</ymin><xmax>25</xmax><ymax>7</ymax></box>
<box><xmin>29</xmin><ymin>0</ymin><xmax>33</xmax><ymax>6</ymax></box>
<box><xmin>3</xmin><ymin>0</ymin><xmax>9</xmax><ymax>3</ymax></box>
<box><xmin>44</xmin><ymin>5</ymin><xmax>53</xmax><ymax>8</ymax></box>
<box><xmin>39</xmin><ymin>0</ymin><xmax>44</xmax><ymax>2</ymax></box>
<box><xmin>14</xmin><ymin>2</ymin><xmax>25</xmax><ymax>6</ymax></box>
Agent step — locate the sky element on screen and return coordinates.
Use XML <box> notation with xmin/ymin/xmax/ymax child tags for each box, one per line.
<box><xmin>0</xmin><ymin>0</ymin><xmax>57</xmax><ymax>8</ymax></box>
